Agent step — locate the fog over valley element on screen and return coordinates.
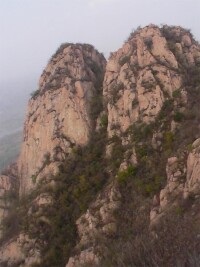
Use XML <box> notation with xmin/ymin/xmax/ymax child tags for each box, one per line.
<box><xmin>0</xmin><ymin>79</ymin><xmax>34</xmax><ymax>171</ymax></box>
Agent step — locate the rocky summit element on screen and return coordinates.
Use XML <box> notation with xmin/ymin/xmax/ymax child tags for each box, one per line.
<box><xmin>1</xmin><ymin>25</ymin><xmax>200</xmax><ymax>267</ymax></box>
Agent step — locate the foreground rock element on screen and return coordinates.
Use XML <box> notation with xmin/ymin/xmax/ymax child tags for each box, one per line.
<box><xmin>66</xmin><ymin>182</ymin><xmax>121</xmax><ymax>267</ymax></box>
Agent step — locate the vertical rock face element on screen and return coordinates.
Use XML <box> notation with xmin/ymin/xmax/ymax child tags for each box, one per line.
<box><xmin>103</xmin><ymin>25</ymin><xmax>200</xmax><ymax>137</ymax></box>
<box><xmin>17</xmin><ymin>44</ymin><xmax>106</xmax><ymax>195</ymax></box>
<box><xmin>65</xmin><ymin>26</ymin><xmax>200</xmax><ymax>266</ymax></box>
<box><xmin>66</xmin><ymin>182</ymin><xmax>121</xmax><ymax>267</ymax></box>
<box><xmin>1</xmin><ymin>25</ymin><xmax>200</xmax><ymax>267</ymax></box>
<box><xmin>150</xmin><ymin>138</ymin><xmax>200</xmax><ymax>228</ymax></box>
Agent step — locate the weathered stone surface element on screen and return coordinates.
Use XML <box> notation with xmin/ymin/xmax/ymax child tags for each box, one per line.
<box><xmin>186</xmin><ymin>138</ymin><xmax>200</xmax><ymax>194</ymax></box>
<box><xmin>0</xmin><ymin>234</ymin><xmax>40</xmax><ymax>267</ymax></box>
<box><xmin>67</xmin><ymin>25</ymin><xmax>200</xmax><ymax>266</ymax></box>
<box><xmin>0</xmin><ymin>238</ymin><xmax>24</xmax><ymax>267</ymax></box>
<box><xmin>67</xmin><ymin>248</ymin><xmax>100</xmax><ymax>267</ymax></box>
<box><xmin>66</xmin><ymin>182</ymin><xmax>121</xmax><ymax>267</ymax></box>
<box><xmin>18</xmin><ymin>44</ymin><xmax>106</xmax><ymax>195</ymax></box>
<box><xmin>150</xmin><ymin>138</ymin><xmax>200</xmax><ymax>227</ymax></box>
<box><xmin>1</xmin><ymin>25</ymin><xmax>200</xmax><ymax>267</ymax></box>
<box><xmin>103</xmin><ymin>25</ymin><xmax>192</xmax><ymax>137</ymax></box>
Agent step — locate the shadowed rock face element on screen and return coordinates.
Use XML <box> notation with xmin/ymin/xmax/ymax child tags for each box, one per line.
<box><xmin>17</xmin><ymin>44</ymin><xmax>106</xmax><ymax>195</ymax></box>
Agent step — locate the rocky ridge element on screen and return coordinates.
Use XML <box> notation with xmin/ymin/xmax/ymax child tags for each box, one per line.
<box><xmin>65</xmin><ymin>25</ymin><xmax>200</xmax><ymax>267</ymax></box>
<box><xmin>1</xmin><ymin>25</ymin><xmax>200</xmax><ymax>267</ymax></box>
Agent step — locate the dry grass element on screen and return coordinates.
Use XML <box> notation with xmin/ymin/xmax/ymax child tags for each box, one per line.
<box><xmin>99</xmin><ymin>211</ymin><xmax>200</xmax><ymax>267</ymax></box>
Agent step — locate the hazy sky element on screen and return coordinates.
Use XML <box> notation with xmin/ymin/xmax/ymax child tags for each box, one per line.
<box><xmin>1</xmin><ymin>0</ymin><xmax>200</xmax><ymax>91</ymax></box>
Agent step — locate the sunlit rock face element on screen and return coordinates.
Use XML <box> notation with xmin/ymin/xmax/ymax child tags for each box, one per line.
<box><xmin>103</xmin><ymin>25</ymin><xmax>200</xmax><ymax>137</ymax></box>
<box><xmin>17</xmin><ymin>43</ymin><xmax>106</xmax><ymax>195</ymax></box>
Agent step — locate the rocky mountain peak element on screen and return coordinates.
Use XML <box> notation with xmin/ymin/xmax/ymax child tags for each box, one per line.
<box><xmin>38</xmin><ymin>43</ymin><xmax>105</xmax><ymax>94</ymax></box>
<box><xmin>104</xmin><ymin>24</ymin><xmax>200</xmax><ymax>137</ymax></box>
<box><xmin>17</xmin><ymin>43</ymin><xmax>106</xmax><ymax>195</ymax></box>
<box><xmin>1</xmin><ymin>25</ymin><xmax>200</xmax><ymax>267</ymax></box>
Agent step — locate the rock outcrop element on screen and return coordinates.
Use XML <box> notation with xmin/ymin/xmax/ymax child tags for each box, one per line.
<box><xmin>65</xmin><ymin>25</ymin><xmax>200</xmax><ymax>266</ymax></box>
<box><xmin>66</xmin><ymin>182</ymin><xmax>121</xmax><ymax>267</ymax></box>
<box><xmin>17</xmin><ymin>44</ymin><xmax>106</xmax><ymax>195</ymax></box>
<box><xmin>150</xmin><ymin>138</ymin><xmax>200</xmax><ymax>227</ymax></box>
<box><xmin>1</xmin><ymin>25</ymin><xmax>200</xmax><ymax>267</ymax></box>
<box><xmin>103</xmin><ymin>24</ymin><xmax>200</xmax><ymax>137</ymax></box>
<box><xmin>0</xmin><ymin>234</ymin><xmax>40</xmax><ymax>267</ymax></box>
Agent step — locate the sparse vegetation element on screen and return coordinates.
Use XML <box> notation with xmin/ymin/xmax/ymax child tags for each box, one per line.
<box><xmin>119</xmin><ymin>55</ymin><xmax>130</xmax><ymax>66</ymax></box>
<box><xmin>144</xmin><ymin>37</ymin><xmax>153</xmax><ymax>49</ymax></box>
<box><xmin>31</xmin><ymin>89</ymin><xmax>40</xmax><ymax>99</ymax></box>
<box><xmin>109</xmin><ymin>82</ymin><xmax>124</xmax><ymax>104</ymax></box>
<box><xmin>27</xmin><ymin>127</ymin><xmax>108</xmax><ymax>267</ymax></box>
<box><xmin>100</xmin><ymin>210</ymin><xmax>200</xmax><ymax>267</ymax></box>
<box><xmin>2</xmin><ymin>25</ymin><xmax>200</xmax><ymax>267</ymax></box>
<box><xmin>117</xmin><ymin>165</ymin><xmax>137</xmax><ymax>185</ymax></box>
<box><xmin>172</xmin><ymin>89</ymin><xmax>181</xmax><ymax>98</ymax></box>
<box><xmin>100</xmin><ymin>114</ymin><xmax>108</xmax><ymax>128</ymax></box>
<box><xmin>173</xmin><ymin>110</ymin><xmax>185</xmax><ymax>122</ymax></box>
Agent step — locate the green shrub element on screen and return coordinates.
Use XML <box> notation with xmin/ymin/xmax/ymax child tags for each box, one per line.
<box><xmin>26</xmin><ymin>128</ymin><xmax>108</xmax><ymax>267</ymax></box>
<box><xmin>130</xmin><ymin>122</ymin><xmax>153</xmax><ymax>143</ymax></box>
<box><xmin>31</xmin><ymin>175</ymin><xmax>37</xmax><ymax>184</ymax></box>
<box><xmin>173</xmin><ymin>111</ymin><xmax>185</xmax><ymax>122</ymax></box>
<box><xmin>175</xmin><ymin>206</ymin><xmax>184</xmax><ymax>216</ymax></box>
<box><xmin>109</xmin><ymin>136</ymin><xmax>125</xmax><ymax>173</ymax></box>
<box><xmin>119</xmin><ymin>55</ymin><xmax>130</xmax><ymax>66</ymax></box>
<box><xmin>187</xmin><ymin>143</ymin><xmax>193</xmax><ymax>152</ymax></box>
<box><xmin>157</xmin><ymin>99</ymin><xmax>174</xmax><ymax>121</ymax></box>
<box><xmin>163</xmin><ymin>131</ymin><xmax>174</xmax><ymax>150</ymax></box>
<box><xmin>117</xmin><ymin>165</ymin><xmax>137</xmax><ymax>185</ymax></box>
<box><xmin>134</xmin><ymin>175</ymin><xmax>164</xmax><ymax>197</ymax></box>
<box><xmin>109</xmin><ymin>82</ymin><xmax>124</xmax><ymax>104</ymax></box>
<box><xmin>100</xmin><ymin>114</ymin><xmax>108</xmax><ymax>128</ymax></box>
<box><xmin>31</xmin><ymin>89</ymin><xmax>40</xmax><ymax>99</ymax></box>
<box><xmin>144</xmin><ymin>37</ymin><xmax>153</xmax><ymax>50</ymax></box>
<box><xmin>172</xmin><ymin>89</ymin><xmax>181</xmax><ymax>98</ymax></box>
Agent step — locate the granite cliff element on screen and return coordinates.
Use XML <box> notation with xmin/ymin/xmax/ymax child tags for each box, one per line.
<box><xmin>18</xmin><ymin>43</ymin><xmax>106</xmax><ymax>195</ymax></box>
<box><xmin>0</xmin><ymin>25</ymin><xmax>200</xmax><ymax>267</ymax></box>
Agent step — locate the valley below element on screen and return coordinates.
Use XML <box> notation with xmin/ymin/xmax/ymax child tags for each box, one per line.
<box><xmin>0</xmin><ymin>81</ymin><xmax>33</xmax><ymax>172</ymax></box>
